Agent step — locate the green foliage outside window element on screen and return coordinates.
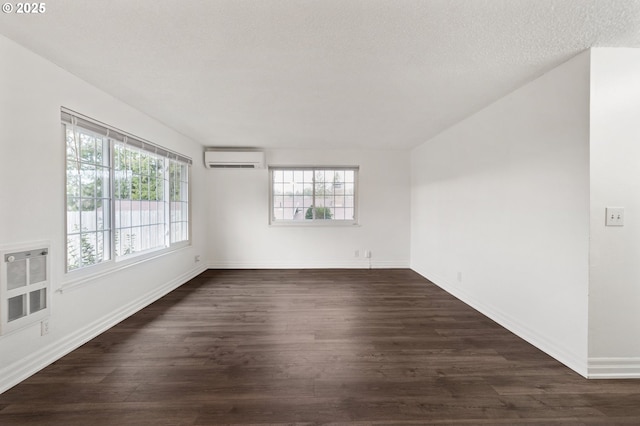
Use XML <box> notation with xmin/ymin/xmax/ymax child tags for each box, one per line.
<box><xmin>305</xmin><ymin>206</ymin><xmax>333</xmax><ymax>220</ymax></box>
<box><xmin>66</xmin><ymin>235</ymin><xmax>94</xmax><ymax>271</ymax></box>
<box><xmin>114</xmin><ymin>145</ymin><xmax>165</xmax><ymax>201</ymax></box>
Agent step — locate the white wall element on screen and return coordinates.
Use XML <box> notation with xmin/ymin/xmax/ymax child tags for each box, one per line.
<box><xmin>0</xmin><ymin>35</ymin><xmax>208</xmax><ymax>393</ymax></box>
<box><xmin>588</xmin><ymin>48</ymin><xmax>640</xmax><ymax>377</ymax></box>
<box><xmin>410</xmin><ymin>52</ymin><xmax>591</xmax><ymax>375</ymax></box>
<box><xmin>207</xmin><ymin>149</ymin><xmax>410</xmax><ymax>268</ymax></box>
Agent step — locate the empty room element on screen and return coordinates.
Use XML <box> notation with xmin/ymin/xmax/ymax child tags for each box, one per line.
<box><xmin>1</xmin><ymin>0</ymin><xmax>640</xmax><ymax>424</ymax></box>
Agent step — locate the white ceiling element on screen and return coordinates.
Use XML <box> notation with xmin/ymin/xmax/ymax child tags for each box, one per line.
<box><xmin>1</xmin><ymin>0</ymin><xmax>640</xmax><ymax>150</ymax></box>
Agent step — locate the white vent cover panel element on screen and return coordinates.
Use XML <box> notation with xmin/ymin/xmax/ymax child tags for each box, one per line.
<box><xmin>1</xmin><ymin>245</ymin><xmax>50</xmax><ymax>335</ymax></box>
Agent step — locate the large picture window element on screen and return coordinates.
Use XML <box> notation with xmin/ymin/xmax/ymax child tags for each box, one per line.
<box><xmin>270</xmin><ymin>167</ymin><xmax>358</xmax><ymax>225</ymax></box>
<box><xmin>64</xmin><ymin>109</ymin><xmax>191</xmax><ymax>272</ymax></box>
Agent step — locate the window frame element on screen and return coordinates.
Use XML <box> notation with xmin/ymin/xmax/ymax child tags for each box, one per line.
<box><xmin>63</xmin><ymin>109</ymin><xmax>192</xmax><ymax>279</ymax></box>
<box><xmin>269</xmin><ymin>166</ymin><xmax>359</xmax><ymax>226</ymax></box>
<box><xmin>65</xmin><ymin>125</ymin><xmax>113</xmax><ymax>271</ymax></box>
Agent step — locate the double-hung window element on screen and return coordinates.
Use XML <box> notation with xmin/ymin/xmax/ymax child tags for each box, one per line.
<box><xmin>63</xmin><ymin>109</ymin><xmax>191</xmax><ymax>273</ymax></box>
<box><xmin>270</xmin><ymin>167</ymin><xmax>358</xmax><ymax>225</ymax></box>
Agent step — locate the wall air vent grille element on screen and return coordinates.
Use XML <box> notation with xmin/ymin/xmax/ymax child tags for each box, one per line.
<box><xmin>0</xmin><ymin>245</ymin><xmax>50</xmax><ymax>335</ymax></box>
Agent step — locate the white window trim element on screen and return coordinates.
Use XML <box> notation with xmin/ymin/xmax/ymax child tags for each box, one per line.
<box><xmin>269</xmin><ymin>165</ymin><xmax>359</xmax><ymax>226</ymax></box>
<box><xmin>62</xmin><ymin>108</ymin><xmax>192</xmax><ymax>281</ymax></box>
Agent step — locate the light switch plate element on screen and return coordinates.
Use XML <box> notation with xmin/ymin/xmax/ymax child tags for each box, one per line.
<box><xmin>606</xmin><ymin>207</ymin><xmax>624</xmax><ymax>226</ymax></box>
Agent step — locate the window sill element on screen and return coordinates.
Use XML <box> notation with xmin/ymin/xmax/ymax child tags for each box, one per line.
<box><xmin>269</xmin><ymin>221</ymin><xmax>360</xmax><ymax>227</ymax></box>
<box><xmin>59</xmin><ymin>243</ymin><xmax>191</xmax><ymax>294</ymax></box>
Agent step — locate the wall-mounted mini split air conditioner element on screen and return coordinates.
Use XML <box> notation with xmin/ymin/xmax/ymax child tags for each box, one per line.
<box><xmin>204</xmin><ymin>149</ymin><xmax>265</xmax><ymax>169</ymax></box>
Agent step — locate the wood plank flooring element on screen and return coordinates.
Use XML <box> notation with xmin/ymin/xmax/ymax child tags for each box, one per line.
<box><xmin>1</xmin><ymin>269</ymin><xmax>640</xmax><ymax>425</ymax></box>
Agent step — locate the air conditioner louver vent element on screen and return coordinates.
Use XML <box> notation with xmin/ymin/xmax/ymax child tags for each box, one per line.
<box><xmin>204</xmin><ymin>150</ymin><xmax>265</xmax><ymax>169</ymax></box>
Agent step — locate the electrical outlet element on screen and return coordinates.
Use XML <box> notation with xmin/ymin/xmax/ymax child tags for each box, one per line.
<box><xmin>457</xmin><ymin>272</ymin><xmax>462</xmax><ymax>282</ymax></box>
<box><xmin>195</xmin><ymin>255</ymin><xmax>201</xmax><ymax>263</ymax></box>
<box><xmin>354</xmin><ymin>250</ymin><xmax>360</xmax><ymax>257</ymax></box>
<box><xmin>364</xmin><ymin>250</ymin><xmax>371</xmax><ymax>259</ymax></box>
<box><xmin>41</xmin><ymin>320</ymin><xmax>49</xmax><ymax>336</ymax></box>
<box><xmin>606</xmin><ymin>207</ymin><xmax>624</xmax><ymax>226</ymax></box>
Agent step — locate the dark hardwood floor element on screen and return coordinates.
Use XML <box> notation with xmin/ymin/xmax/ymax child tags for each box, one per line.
<box><xmin>1</xmin><ymin>269</ymin><xmax>640</xmax><ymax>425</ymax></box>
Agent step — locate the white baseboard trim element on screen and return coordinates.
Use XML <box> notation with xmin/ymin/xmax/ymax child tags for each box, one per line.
<box><xmin>207</xmin><ymin>260</ymin><xmax>410</xmax><ymax>269</ymax></box>
<box><xmin>412</xmin><ymin>267</ymin><xmax>588</xmax><ymax>378</ymax></box>
<box><xmin>0</xmin><ymin>264</ymin><xmax>207</xmax><ymax>394</ymax></box>
<box><xmin>588</xmin><ymin>357</ymin><xmax>640</xmax><ymax>379</ymax></box>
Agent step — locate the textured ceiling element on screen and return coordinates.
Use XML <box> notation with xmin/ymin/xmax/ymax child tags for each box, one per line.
<box><xmin>1</xmin><ymin>0</ymin><xmax>640</xmax><ymax>149</ymax></box>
